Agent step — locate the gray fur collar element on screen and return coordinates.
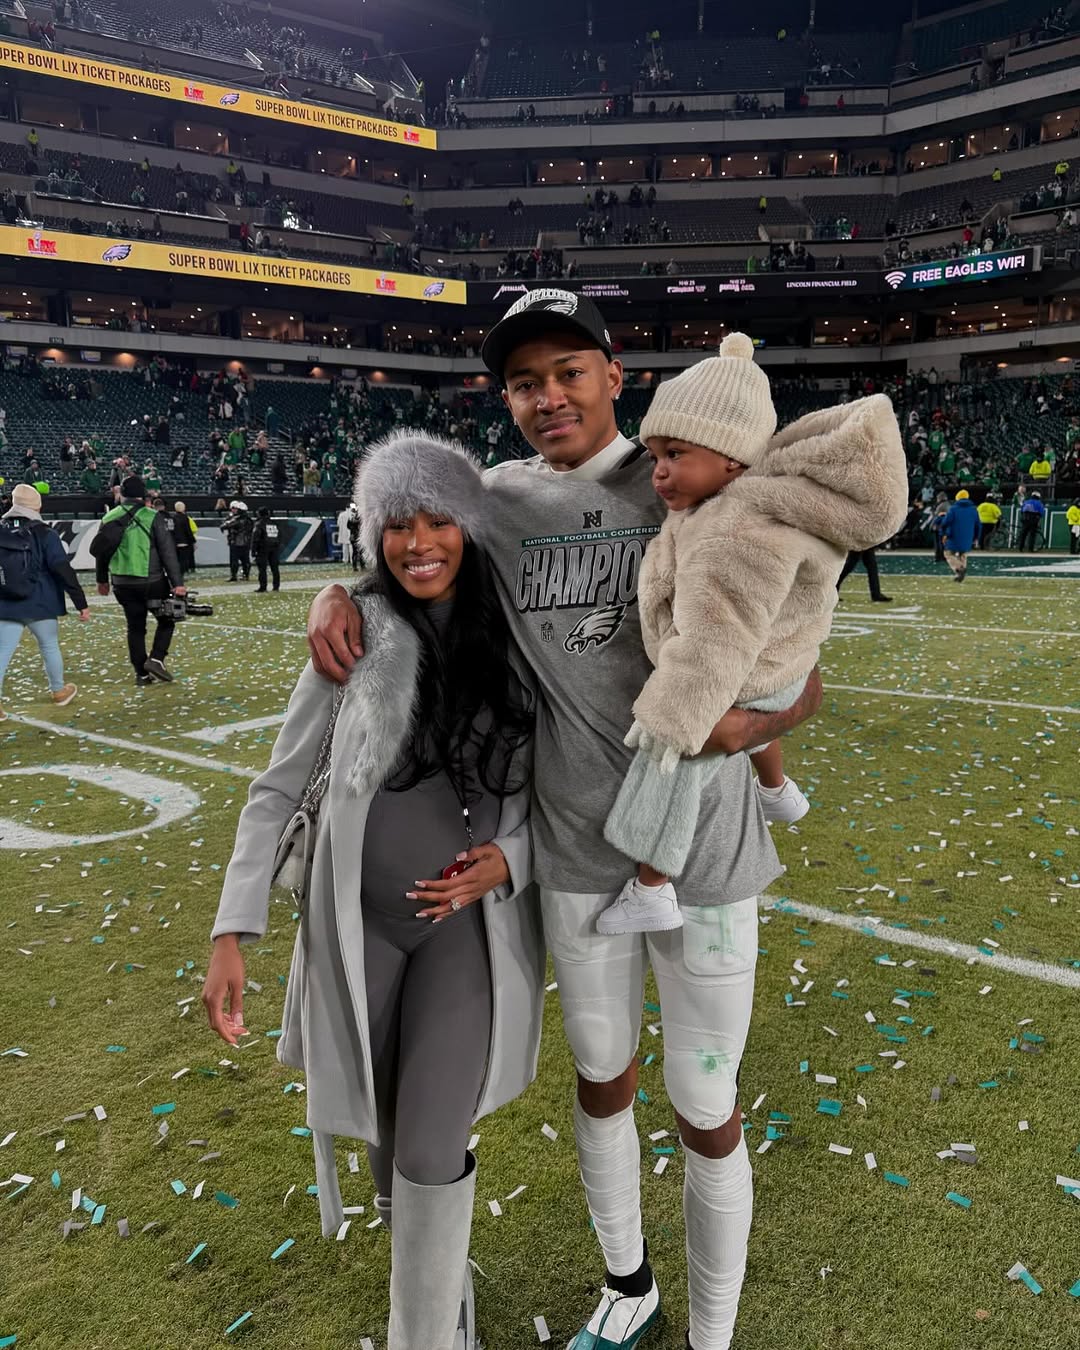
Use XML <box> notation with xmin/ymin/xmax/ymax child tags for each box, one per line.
<box><xmin>341</xmin><ymin>593</ymin><xmax>422</xmax><ymax>798</ymax></box>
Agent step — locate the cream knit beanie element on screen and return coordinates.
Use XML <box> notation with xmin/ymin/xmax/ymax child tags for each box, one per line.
<box><xmin>638</xmin><ymin>332</ymin><xmax>776</xmax><ymax>467</ymax></box>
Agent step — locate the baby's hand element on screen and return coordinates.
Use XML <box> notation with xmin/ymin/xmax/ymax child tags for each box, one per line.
<box><xmin>626</xmin><ymin>721</ymin><xmax>681</xmax><ymax>775</ymax></box>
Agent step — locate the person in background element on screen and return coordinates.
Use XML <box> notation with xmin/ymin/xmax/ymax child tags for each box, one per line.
<box><xmin>941</xmin><ymin>489</ymin><xmax>979</xmax><ymax>581</ymax></box>
<box><xmin>251</xmin><ymin>506</ymin><xmax>282</xmax><ymax>592</ymax></box>
<box><xmin>271</xmin><ymin>453</ymin><xmax>288</xmax><ymax>494</ymax></box>
<box><xmin>976</xmin><ymin>492</ymin><xmax>1002</xmax><ymax>549</ymax></box>
<box><xmin>1029</xmin><ymin>450</ymin><xmax>1053</xmax><ymax>487</ymax></box>
<box><xmin>80</xmin><ymin>457</ymin><xmax>104</xmax><ymax>500</ymax></box>
<box><xmin>170</xmin><ymin>500</ymin><xmax>198</xmax><ymax>576</ymax></box>
<box><xmin>1018</xmin><ymin>490</ymin><xmax>1046</xmax><ymax>551</ymax></box>
<box><xmin>930</xmin><ymin>492</ymin><xmax>949</xmax><ymax>562</ymax></box>
<box><xmin>223</xmin><ymin>501</ymin><xmax>253</xmax><ymax>582</ymax></box>
<box><xmin>836</xmin><ymin>546</ymin><xmax>893</xmax><ymax>602</ymax></box>
<box><xmin>95</xmin><ymin>476</ymin><xmax>186</xmax><ymax>685</ymax></box>
<box><xmin>0</xmin><ymin>484</ymin><xmax>88</xmax><ymax>719</ymax></box>
<box><xmin>1067</xmin><ymin>498</ymin><xmax>1080</xmax><ymax>555</ymax></box>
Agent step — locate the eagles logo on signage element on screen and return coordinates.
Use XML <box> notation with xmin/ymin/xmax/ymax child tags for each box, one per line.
<box><xmin>564</xmin><ymin>604</ymin><xmax>627</xmax><ymax>653</ymax></box>
<box><xmin>220</xmin><ymin>91</ymin><xmax>241</xmax><ymax>105</ymax></box>
<box><xmin>101</xmin><ymin>243</ymin><xmax>133</xmax><ymax>262</ymax></box>
<box><xmin>423</xmin><ymin>281</ymin><xmax>446</xmax><ymax>298</ymax></box>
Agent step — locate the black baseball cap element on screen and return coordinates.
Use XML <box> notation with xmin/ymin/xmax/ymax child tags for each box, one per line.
<box><xmin>481</xmin><ymin>288</ymin><xmax>613</xmax><ymax>381</ymax></box>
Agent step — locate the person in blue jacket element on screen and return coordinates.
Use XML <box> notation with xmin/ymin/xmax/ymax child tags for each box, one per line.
<box><xmin>941</xmin><ymin>489</ymin><xmax>980</xmax><ymax>582</ymax></box>
<box><xmin>1018</xmin><ymin>490</ymin><xmax>1046</xmax><ymax>551</ymax></box>
<box><xmin>0</xmin><ymin>484</ymin><xmax>90</xmax><ymax>720</ymax></box>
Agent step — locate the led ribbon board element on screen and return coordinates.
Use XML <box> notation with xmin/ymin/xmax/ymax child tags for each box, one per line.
<box><xmin>5</xmin><ymin>224</ymin><xmax>465</xmax><ymax>302</ymax></box>
<box><xmin>882</xmin><ymin>248</ymin><xmax>1035</xmax><ymax>291</ymax></box>
<box><xmin>0</xmin><ymin>42</ymin><xmax>437</xmax><ymax>149</ymax></box>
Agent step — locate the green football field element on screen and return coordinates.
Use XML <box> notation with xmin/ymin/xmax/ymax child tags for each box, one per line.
<box><xmin>2</xmin><ymin>556</ymin><xmax>1079</xmax><ymax>1350</ymax></box>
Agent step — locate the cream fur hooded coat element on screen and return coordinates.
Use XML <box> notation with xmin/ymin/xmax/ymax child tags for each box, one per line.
<box><xmin>632</xmin><ymin>394</ymin><xmax>908</xmax><ymax>757</ymax></box>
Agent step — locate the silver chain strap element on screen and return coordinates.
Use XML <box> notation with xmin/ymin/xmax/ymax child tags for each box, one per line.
<box><xmin>298</xmin><ymin>686</ymin><xmax>345</xmax><ymax>815</ymax></box>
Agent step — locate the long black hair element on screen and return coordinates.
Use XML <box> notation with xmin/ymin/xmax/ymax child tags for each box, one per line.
<box><xmin>371</xmin><ymin>539</ymin><xmax>533</xmax><ymax>797</ymax></box>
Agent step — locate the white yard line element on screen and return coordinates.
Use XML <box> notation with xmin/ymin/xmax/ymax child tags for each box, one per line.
<box><xmin>183</xmin><ymin>714</ymin><xmax>286</xmax><ymax>744</ymax></box>
<box><xmin>821</xmin><ymin>683</ymin><xmax>1079</xmax><ymax>715</ymax></box>
<box><xmin>839</xmin><ymin>613</ymin><xmax>1073</xmax><ymax>640</ymax></box>
<box><xmin>759</xmin><ymin>896</ymin><xmax>1080</xmax><ymax>991</ymax></box>
<box><xmin>6</xmin><ymin>715</ymin><xmax>258</xmax><ymax>778</ymax></box>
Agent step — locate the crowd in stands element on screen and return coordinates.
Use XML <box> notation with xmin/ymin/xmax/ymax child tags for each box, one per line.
<box><xmin>3</xmin><ymin>352</ymin><xmax>1080</xmax><ymax>552</ymax></box>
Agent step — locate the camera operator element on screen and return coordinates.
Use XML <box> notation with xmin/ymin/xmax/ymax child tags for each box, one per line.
<box><xmin>223</xmin><ymin>500</ymin><xmax>252</xmax><ymax>582</ymax></box>
<box><xmin>251</xmin><ymin>506</ymin><xmax>282</xmax><ymax>592</ymax></box>
<box><xmin>93</xmin><ymin>475</ymin><xmax>185</xmax><ymax>685</ymax></box>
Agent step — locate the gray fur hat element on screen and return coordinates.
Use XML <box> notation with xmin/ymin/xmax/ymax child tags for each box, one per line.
<box><xmin>356</xmin><ymin>432</ymin><xmax>487</xmax><ymax>563</ymax></box>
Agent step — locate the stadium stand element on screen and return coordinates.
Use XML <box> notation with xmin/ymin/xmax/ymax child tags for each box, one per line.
<box><xmin>57</xmin><ymin>0</ymin><xmax>404</xmax><ymax>93</ymax></box>
<box><xmin>4</xmin><ymin>354</ymin><xmax>1078</xmax><ymax>514</ymax></box>
<box><xmin>477</xmin><ymin>31</ymin><xmax>897</xmax><ymax>100</ymax></box>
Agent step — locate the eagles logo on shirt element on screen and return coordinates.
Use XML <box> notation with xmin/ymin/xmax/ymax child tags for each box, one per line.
<box><xmin>564</xmin><ymin>604</ymin><xmax>626</xmax><ymax>653</ymax></box>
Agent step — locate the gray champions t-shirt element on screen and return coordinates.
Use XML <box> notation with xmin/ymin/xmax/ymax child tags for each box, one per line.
<box><xmin>483</xmin><ymin>441</ymin><xmax>784</xmax><ymax>905</ymax></box>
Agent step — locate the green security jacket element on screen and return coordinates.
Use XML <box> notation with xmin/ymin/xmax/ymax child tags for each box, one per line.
<box><xmin>95</xmin><ymin>504</ymin><xmax>183</xmax><ymax>588</ymax></box>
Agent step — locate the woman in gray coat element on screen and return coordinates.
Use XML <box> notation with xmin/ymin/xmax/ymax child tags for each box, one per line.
<box><xmin>204</xmin><ymin>434</ymin><xmax>544</xmax><ymax>1350</ymax></box>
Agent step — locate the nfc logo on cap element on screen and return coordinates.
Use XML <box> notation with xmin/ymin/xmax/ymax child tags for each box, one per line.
<box><xmin>504</xmin><ymin>288</ymin><xmax>580</xmax><ymax>318</ymax></box>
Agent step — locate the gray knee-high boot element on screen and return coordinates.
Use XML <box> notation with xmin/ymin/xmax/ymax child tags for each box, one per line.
<box><xmin>387</xmin><ymin>1155</ymin><xmax>477</xmax><ymax>1350</ymax></box>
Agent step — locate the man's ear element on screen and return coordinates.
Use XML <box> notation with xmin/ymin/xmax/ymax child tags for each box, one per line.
<box><xmin>607</xmin><ymin>358</ymin><xmax>624</xmax><ymax>402</ymax></box>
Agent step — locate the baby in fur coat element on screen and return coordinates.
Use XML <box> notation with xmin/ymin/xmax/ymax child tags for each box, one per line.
<box><xmin>599</xmin><ymin>333</ymin><xmax>909</xmax><ymax>935</ymax></box>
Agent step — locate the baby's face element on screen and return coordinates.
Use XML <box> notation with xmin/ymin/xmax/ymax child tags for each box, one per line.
<box><xmin>647</xmin><ymin>437</ymin><xmax>747</xmax><ymax>512</ymax></box>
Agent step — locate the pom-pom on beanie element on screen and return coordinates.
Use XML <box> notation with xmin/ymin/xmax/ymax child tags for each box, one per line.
<box><xmin>638</xmin><ymin>332</ymin><xmax>777</xmax><ymax>467</ymax></box>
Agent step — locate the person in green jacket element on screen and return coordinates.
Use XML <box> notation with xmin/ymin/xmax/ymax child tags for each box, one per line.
<box><xmin>226</xmin><ymin>427</ymin><xmax>247</xmax><ymax>465</ymax></box>
<box><xmin>95</xmin><ymin>475</ymin><xmax>185</xmax><ymax>685</ymax></box>
<box><xmin>80</xmin><ymin>460</ymin><xmax>104</xmax><ymax>495</ymax></box>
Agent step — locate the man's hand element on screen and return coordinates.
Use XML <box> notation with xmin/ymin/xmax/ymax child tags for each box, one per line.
<box><xmin>96</xmin><ymin>582</ymin><xmax>110</xmax><ymax>597</ymax></box>
<box><xmin>173</xmin><ymin>586</ymin><xmax>187</xmax><ymax>597</ymax></box>
<box><xmin>307</xmin><ymin>583</ymin><xmax>362</xmax><ymax>683</ymax></box>
<box><xmin>77</xmin><ymin>608</ymin><xmax>91</xmax><ymax>622</ymax></box>
<box><xmin>700</xmin><ymin>667</ymin><xmax>824</xmax><ymax>756</ymax></box>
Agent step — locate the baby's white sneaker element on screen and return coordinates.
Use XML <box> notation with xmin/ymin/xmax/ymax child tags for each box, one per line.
<box><xmin>756</xmin><ymin>776</ymin><xmax>810</xmax><ymax>824</ymax></box>
<box><xmin>597</xmin><ymin>878</ymin><xmax>683</xmax><ymax>935</ymax></box>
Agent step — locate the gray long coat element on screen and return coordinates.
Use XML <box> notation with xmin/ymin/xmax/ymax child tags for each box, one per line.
<box><xmin>211</xmin><ymin>595</ymin><xmax>545</xmax><ymax>1236</ymax></box>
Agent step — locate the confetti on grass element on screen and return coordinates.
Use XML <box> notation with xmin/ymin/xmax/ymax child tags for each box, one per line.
<box><xmin>1006</xmin><ymin>1263</ymin><xmax>1042</xmax><ymax>1294</ymax></box>
<box><xmin>224</xmin><ymin>1311</ymin><xmax>253</xmax><ymax>1336</ymax></box>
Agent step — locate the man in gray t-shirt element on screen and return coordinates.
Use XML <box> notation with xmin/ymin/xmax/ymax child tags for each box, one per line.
<box><xmin>308</xmin><ymin>291</ymin><xmax>821</xmax><ymax>1350</ymax></box>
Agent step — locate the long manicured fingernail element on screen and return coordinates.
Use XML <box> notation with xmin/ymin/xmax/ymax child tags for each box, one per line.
<box><xmin>414</xmin><ymin>881</ymin><xmax>427</xmax><ymax>889</ymax></box>
<box><xmin>456</xmin><ymin>853</ymin><xmax>468</xmax><ymax>862</ymax></box>
<box><xmin>405</xmin><ymin>892</ymin><xmax>418</xmax><ymax>900</ymax></box>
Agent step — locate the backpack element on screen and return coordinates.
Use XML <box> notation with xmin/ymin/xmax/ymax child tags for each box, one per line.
<box><xmin>89</xmin><ymin>504</ymin><xmax>151</xmax><ymax>564</ymax></box>
<box><xmin>0</xmin><ymin>519</ymin><xmax>42</xmax><ymax>602</ymax></box>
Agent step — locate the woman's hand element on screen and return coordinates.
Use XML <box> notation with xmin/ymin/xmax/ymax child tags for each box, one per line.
<box><xmin>307</xmin><ymin>583</ymin><xmax>363</xmax><ymax>682</ymax></box>
<box><xmin>408</xmin><ymin>844</ymin><xmax>511</xmax><ymax>922</ymax></box>
<box><xmin>203</xmin><ymin>934</ymin><xmax>249</xmax><ymax>1046</ymax></box>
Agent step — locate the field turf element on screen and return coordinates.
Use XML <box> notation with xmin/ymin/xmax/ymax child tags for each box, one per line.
<box><xmin>1</xmin><ymin>557</ymin><xmax>1078</xmax><ymax>1349</ymax></box>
